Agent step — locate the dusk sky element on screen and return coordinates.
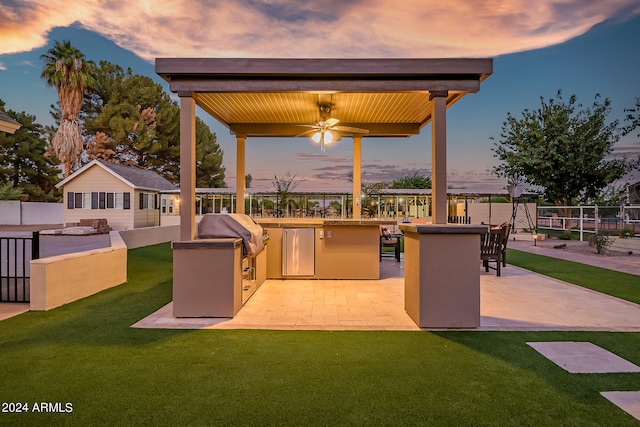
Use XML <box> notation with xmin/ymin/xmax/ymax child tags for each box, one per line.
<box><xmin>1</xmin><ymin>1</ymin><xmax>640</xmax><ymax>192</ymax></box>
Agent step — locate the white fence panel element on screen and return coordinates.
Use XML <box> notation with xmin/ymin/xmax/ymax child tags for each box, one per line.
<box><xmin>0</xmin><ymin>201</ymin><xmax>63</xmax><ymax>225</ymax></box>
<box><xmin>536</xmin><ymin>205</ymin><xmax>640</xmax><ymax>241</ymax></box>
<box><xmin>0</xmin><ymin>201</ymin><xmax>21</xmax><ymax>225</ymax></box>
<box><xmin>21</xmin><ymin>202</ymin><xmax>63</xmax><ymax>225</ymax></box>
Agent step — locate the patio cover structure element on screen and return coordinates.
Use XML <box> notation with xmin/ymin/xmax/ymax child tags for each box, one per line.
<box><xmin>155</xmin><ymin>58</ymin><xmax>493</xmax><ymax>241</ymax></box>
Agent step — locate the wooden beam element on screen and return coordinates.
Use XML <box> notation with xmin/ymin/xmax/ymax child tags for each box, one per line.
<box><xmin>235</xmin><ymin>135</ymin><xmax>246</xmax><ymax>214</ymax></box>
<box><xmin>156</xmin><ymin>57</ymin><xmax>493</xmax><ymax>78</ymax></box>
<box><xmin>353</xmin><ymin>135</ymin><xmax>362</xmax><ymax>219</ymax></box>
<box><xmin>227</xmin><ymin>123</ymin><xmax>422</xmax><ymax>138</ymax></box>
<box><xmin>431</xmin><ymin>92</ymin><xmax>448</xmax><ymax>224</ymax></box>
<box><xmin>179</xmin><ymin>95</ymin><xmax>196</xmax><ymax>240</ymax></box>
<box><xmin>168</xmin><ymin>79</ymin><xmax>482</xmax><ymax>94</ymax></box>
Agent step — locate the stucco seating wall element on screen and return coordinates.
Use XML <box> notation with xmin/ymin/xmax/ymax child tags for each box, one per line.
<box><xmin>28</xmin><ymin>226</ymin><xmax>182</xmax><ymax>312</ymax></box>
<box><xmin>29</xmin><ymin>231</ymin><xmax>127</xmax><ymax>311</ymax></box>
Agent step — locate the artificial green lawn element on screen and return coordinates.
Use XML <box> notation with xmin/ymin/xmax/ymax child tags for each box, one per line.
<box><xmin>0</xmin><ymin>244</ymin><xmax>639</xmax><ymax>425</ymax></box>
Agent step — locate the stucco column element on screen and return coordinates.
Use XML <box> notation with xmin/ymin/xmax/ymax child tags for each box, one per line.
<box><xmin>235</xmin><ymin>134</ymin><xmax>246</xmax><ymax>214</ymax></box>
<box><xmin>179</xmin><ymin>93</ymin><xmax>196</xmax><ymax>240</ymax></box>
<box><xmin>353</xmin><ymin>135</ymin><xmax>362</xmax><ymax>218</ymax></box>
<box><xmin>430</xmin><ymin>91</ymin><xmax>448</xmax><ymax>224</ymax></box>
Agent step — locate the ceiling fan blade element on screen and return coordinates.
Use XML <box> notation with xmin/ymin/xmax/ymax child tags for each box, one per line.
<box><xmin>332</xmin><ymin>125</ymin><xmax>369</xmax><ymax>134</ymax></box>
<box><xmin>295</xmin><ymin>129</ymin><xmax>317</xmax><ymax>137</ymax></box>
<box><xmin>325</xmin><ymin>117</ymin><xmax>340</xmax><ymax>127</ymax></box>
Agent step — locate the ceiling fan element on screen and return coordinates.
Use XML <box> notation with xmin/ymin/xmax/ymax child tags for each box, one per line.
<box><xmin>296</xmin><ymin>103</ymin><xmax>369</xmax><ymax>152</ymax></box>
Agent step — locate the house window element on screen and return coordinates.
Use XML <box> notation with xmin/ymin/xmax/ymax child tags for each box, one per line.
<box><xmin>83</xmin><ymin>193</ymin><xmax>92</xmax><ymax>209</ymax></box>
<box><xmin>139</xmin><ymin>193</ymin><xmax>156</xmax><ymax>210</ymax></box>
<box><xmin>67</xmin><ymin>191</ymin><xmax>131</xmax><ymax>209</ymax></box>
<box><xmin>105</xmin><ymin>192</ymin><xmax>124</xmax><ymax>209</ymax></box>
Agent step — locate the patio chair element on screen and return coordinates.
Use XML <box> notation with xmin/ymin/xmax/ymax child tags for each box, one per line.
<box><xmin>380</xmin><ymin>226</ymin><xmax>401</xmax><ymax>262</ymax></box>
<box><xmin>480</xmin><ymin>227</ymin><xmax>504</xmax><ymax>276</ymax></box>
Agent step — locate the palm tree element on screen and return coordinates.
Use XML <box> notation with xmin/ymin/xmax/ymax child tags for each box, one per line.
<box><xmin>41</xmin><ymin>40</ymin><xmax>96</xmax><ymax>177</ymax></box>
<box><xmin>273</xmin><ymin>173</ymin><xmax>299</xmax><ymax>216</ymax></box>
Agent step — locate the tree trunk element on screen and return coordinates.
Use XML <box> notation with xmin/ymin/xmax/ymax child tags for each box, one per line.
<box><xmin>64</xmin><ymin>161</ymin><xmax>71</xmax><ymax>178</ymax></box>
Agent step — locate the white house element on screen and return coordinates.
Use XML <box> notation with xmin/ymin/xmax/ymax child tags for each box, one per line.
<box><xmin>56</xmin><ymin>159</ymin><xmax>177</xmax><ymax>230</ymax></box>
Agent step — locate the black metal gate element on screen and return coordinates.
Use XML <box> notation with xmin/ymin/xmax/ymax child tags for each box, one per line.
<box><xmin>0</xmin><ymin>231</ymin><xmax>39</xmax><ymax>303</ymax></box>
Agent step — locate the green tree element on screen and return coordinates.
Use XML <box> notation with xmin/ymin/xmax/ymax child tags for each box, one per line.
<box><xmin>492</xmin><ymin>91</ymin><xmax>632</xmax><ymax>206</ymax></box>
<box><xmin>195</xmin><ymin>117</ymin><xmax>225</xmax><ymax>187</ymax></box>
<box><xmin>362</xmin><ymin>181</ymin><xmax>389</xmax><ymax>196</ymax></box>
<box><xmin>0</xmin><ymin>102</ymin><xmax>60</xmax><ymax>201</ymax></box>
<box><xmin>390</xmin><ymin>172</ymin><xmax>431</xmax><ymax>189</ymax></box>
<box><xmin>0</xmin><ymin>182</ymin><xmax>24</xmax><ymax>200</ymax></box>
<box><xmin>83</xmin><ymin>62</ymin><xmax>173</xmax><ymax>168</ymax></box>
<box><xmin>623</xmin><ymin>97</ymin><xmax>640</xmax><ymax>137</ymax></box>
<box><xmin>41</xmin><ymin>40</ymin><xmax>96</xmax><ymax>177</ymax></box>
<box><xmin>82</xmin><ymin>61</ymin><xmax>224</xmax><ymax>185</ymax></box>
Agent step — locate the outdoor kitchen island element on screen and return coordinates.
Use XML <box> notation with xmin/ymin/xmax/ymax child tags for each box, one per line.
<box><xmin>172</xmin><ymin>215</ymin><xmax>395</xmax><ymax>318</ymax></box>
<box><xmin>399</xmin><ymin>223</ymin><xmax>487</xmax><ymax>328</ymax></box>
<box><xmin>255</xmin><ymin>218</ymin><xmax>397</xmax><ymax>280</ymax></box>
<box><xmin>172</xmin><ymin>214</ymin><xmax>268</xmax><ymax>318</ymax></box>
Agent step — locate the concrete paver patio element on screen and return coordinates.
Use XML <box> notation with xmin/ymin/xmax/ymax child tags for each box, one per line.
<box><xmin>133</xmin><ymin>258</ymin><xmax>640</xmax><ymax>331</ymax></box>
<box><xmin>601</xmin><ymin>392</ymin><xmax>640</xmax><ymax>421</ymax></box>
<box><xmin>527</xmin><ymin>341</ymin><xmax>640</xmax><ymax>373</ymax></box>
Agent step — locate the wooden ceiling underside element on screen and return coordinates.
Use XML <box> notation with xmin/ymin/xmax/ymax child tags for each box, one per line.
<box><xmin>156</xmin><ymin>58</ymin><xmax>493</xmax><ymax>138</ymax></box>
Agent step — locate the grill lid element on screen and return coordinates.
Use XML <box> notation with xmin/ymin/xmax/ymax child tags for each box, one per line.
<box><xmin>197</xmin><ymin>213</ymin><xmax>265</xmax><ymax>257</ymax></box>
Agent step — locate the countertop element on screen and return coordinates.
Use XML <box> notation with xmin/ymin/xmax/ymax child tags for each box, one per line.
<box><xmin>400</xmin><ymin>224</ymin><xmax>488</xmax><ymax>234</ymax></box>
<box><xmin>255</xmin><ymin>218</ymin><xmax>396</xmax><ymax>228</ymax></box>
<box><xmin>172</xmin><ymin>238</ymin><xmax>243</xmax><ymax>249</ymax></box>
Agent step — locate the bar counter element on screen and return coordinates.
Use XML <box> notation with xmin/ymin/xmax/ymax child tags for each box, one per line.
<box><xmin>399</xmin><ymin>223</ymin><xmax>487</xmax><ymax>328</ymax></box>
<box><xmin>255</xmin><ymin>218</ymin><xmax>397</xmax><ymax>280</ymax></box>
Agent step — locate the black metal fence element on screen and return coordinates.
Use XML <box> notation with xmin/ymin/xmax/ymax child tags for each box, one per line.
<box><xmin>448</xmin><ymin>216</ymin><xmax>471</xmax><ymax>224</ymax></box>
<box><xmin>0</xmin><ymin>232</ymin><xmax>39</xmax><ymax>303</ymax></box>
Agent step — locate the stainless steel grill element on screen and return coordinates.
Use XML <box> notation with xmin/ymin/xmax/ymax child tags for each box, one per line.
<box><xmin>197</xmin><ymin>213</ymin><xmax>265</xmax><ymax>257</ymax></box>
<box><xmin>197</xmin><ymin>213</ymin><xmax>267</xmax><ymax>304</ymax></box>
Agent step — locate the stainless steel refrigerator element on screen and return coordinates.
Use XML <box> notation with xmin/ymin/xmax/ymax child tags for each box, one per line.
<box><xmin>282</xmin><ymin>228</ymin><xmax>315</xmax><ymax>276</ymax></box>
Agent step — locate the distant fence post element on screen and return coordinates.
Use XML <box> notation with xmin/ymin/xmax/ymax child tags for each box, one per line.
<box><xmin>32</xmin><ymin>231</ymin><xmax>39</xmax><ymax>260</ymax></box>
<box><xmin>579</xmin><ymin>206</ymin><xmax>584</xmax><ymax>241</ymax></box>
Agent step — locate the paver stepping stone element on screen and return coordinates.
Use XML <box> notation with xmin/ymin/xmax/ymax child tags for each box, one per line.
<box><xmin>601</xmin><ymin>391</ymin><xmax>640</xmax><ymax>421</ymax></box>
<box><xmin>527</xmin><ymin>342</ymin><xmax>640</xmax><ymax>373</ymax></box>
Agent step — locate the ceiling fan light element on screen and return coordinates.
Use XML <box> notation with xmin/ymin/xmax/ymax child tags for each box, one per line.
<box><xmin>311</xmin><ymin>132</ymin><xmax>322</xmax><ymax>143</ymax></box>
<box><xmin>324</xmin><ymin>131</ymin><xmax>334</xmax><ymax>144</ymax></box>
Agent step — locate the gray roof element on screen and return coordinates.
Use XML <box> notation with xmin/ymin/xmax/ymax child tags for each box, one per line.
<box><xmin>96</xmin><ymin>160</ymin><xmax>178</xmax><ymax>191</ymax></box>
<box><xmin>0</xmin><ymin>110</ymin><xmax>19</xmax><ymax>124</ymax></box>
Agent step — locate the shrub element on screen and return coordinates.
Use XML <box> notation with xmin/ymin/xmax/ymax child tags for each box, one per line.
<box><xmin>619</xmin><ymin>227</ymin><xmax>634</xmax><ymax>239</ymax></box>
<box><xmin>558</xmin><ymin>232</ymin><xmax>572</xmax><ymax>240</ymax></box>
<box><xmin>591</xmin><ymin>231</ymin><xmax>614</xmax><ymax>254</ymax></box>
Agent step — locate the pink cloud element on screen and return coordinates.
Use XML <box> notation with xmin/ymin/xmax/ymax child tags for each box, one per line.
<box><xmin>1</xmin><ymin>1</ymin><xmax>639</xmax><ymax>59</ymax></box>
